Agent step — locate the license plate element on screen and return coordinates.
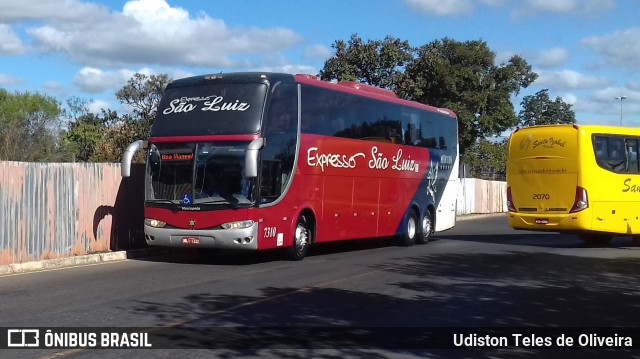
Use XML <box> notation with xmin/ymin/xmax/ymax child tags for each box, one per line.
<box><xmin>535</xmin><ymin>219</ymin><xmax>549</xmax><ymax>224</ymax></box>
<box><xmin>182</xmin><ymin>236</ymin><xmax>201</xmax><ymax>244</ymax></box>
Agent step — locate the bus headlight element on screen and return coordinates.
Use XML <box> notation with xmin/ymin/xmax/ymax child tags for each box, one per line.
<box><xmin>221</xmin><ymin>220</ymin><xmax>254</xmax><ymax>230</ymax></box>
<box><xmin>145</xmin><ymin>218</ymin><xmax>167</xmax><ymax>228</ymax></box>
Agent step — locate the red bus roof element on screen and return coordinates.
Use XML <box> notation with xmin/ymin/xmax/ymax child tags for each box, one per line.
<box><xmin>294</xmin><ymin>74</ymin><xmax>457</xmax><ymax>119</ymax></box>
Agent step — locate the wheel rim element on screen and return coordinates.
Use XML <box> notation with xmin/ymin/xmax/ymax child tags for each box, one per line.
<box><xmin>422</xmin><ymin>215</ymin><xmax>432</xmax><ymax>242</ymax></box>
<box><xmin>294</xmin><ymin>223</ymin><xmax>308</xmax><ymax>254</ymax></box>
<box><xmin>407</xmin><ymin>216</ymin><xmax>416</xmax><ymax>240</ymax></box>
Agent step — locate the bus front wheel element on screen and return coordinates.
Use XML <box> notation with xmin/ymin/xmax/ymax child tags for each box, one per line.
<box><xmin>287</xmin><ymin>215</ymin><xmax>310</xmax><ymax>261</ymax></box>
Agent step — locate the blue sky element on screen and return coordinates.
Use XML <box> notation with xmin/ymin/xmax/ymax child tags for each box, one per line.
<box><xmin>1</xmin><ymin>0</ymin><xmax>639</xmax><ymax>128</ymax></box>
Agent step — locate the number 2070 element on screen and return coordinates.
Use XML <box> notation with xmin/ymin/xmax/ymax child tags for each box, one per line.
<box><xmin>533</xmin><ymin>193</ymin><xmax>550</xmax><ymax>200</ymax></box>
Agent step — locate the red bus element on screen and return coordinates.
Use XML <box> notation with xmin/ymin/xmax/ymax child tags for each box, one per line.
<box><xmin>121</xmin><ymin>72</ymin><xmax>459</xmax><ymax>260</ymax></box>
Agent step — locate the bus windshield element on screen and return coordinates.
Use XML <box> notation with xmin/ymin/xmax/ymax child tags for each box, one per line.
<box><xmin>151</xmin><ymin>83</ymin><xmax>267</xmax><ymax>137</ymax></box>
<box><xmin>146</xmin><ymin>142</ymin><xmax>255</xmax><ymax>208</ymax></box>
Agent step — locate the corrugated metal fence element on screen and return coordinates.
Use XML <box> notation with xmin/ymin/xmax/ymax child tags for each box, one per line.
<box><xmin>0</xmin><ymin>161</ymin><xmax>145</xmax><ymax>265</ymax></box>
<box><xmin>0</xmin><ymin>161</ymin><xmax>505</xmax><ymax>265</ymax></box>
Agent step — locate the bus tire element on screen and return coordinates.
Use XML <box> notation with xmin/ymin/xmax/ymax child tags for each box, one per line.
<box><xmin>398</xmin><ymin>210</ymin><xmax>418</xmax><ymax>247</ymax></box>
<box><xmin>287</xmin><ymin>215</ymin><xmax>310</xmax><ymax>261</ymax></box>
<box><xmin>416</xmin><ymin>210</ymin><xmax>433</xmax><ymax>245</ymax></box>
<box><xmin>579</xmin><ymin>233</ymin><xmax>612</xmax><ymax>247</ymax></box>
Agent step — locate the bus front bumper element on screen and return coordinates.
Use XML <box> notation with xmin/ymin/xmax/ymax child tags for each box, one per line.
<box><xmin>144</xmin><ymin>223</ymin><xmax>259</xmax><ymax>250</ymax></box>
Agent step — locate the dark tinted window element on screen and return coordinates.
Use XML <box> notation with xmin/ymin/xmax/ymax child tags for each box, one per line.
<box><xmin>300</xmin><ymin>84</ymin><xmax>456</xmax><ymax>150</ymax></box>
<box><xmin>593</xmin><ymin>135</ymin><xmax>640</xmax><ymax>173</ymax></box>
<box><xmin>152</xmin><ymin>83</ymin><xmax>267</xmax><ymax>136</ymax></box>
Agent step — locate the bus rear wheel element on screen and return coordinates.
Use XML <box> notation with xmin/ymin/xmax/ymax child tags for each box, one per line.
<box><xmin>416</xmin><ymin>211</ymin><xmax>433</xmax><ymax>245</ymax></box>
<box><xmin>287</xmin><ymin>215</ymin><xmax>310</xmax><ymax>261</ymax></box>
<box><xmin>579</xmin><ymin>233</ymin><xmax>612</xmax><ymax>247</ymax></box>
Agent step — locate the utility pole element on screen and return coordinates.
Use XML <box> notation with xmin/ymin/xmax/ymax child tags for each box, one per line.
<box><xmin>615</xmin><ymin>96</ymin><xmax>627</xmax><ymax>126</ymax></box>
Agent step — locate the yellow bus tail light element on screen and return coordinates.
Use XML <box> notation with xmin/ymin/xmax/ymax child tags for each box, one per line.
<box><xmin>570</xmin><ymin>186</ymin><xmax>588</xmax><ymax>213</ymax></box>
<box><xmin>506</xmin><ymin>186</ymin><xmax>517</xmax><ymax>212</ymax></box>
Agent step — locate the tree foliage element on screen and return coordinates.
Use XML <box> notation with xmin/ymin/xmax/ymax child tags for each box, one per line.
<box><xmin>518</xmin><ymin>89</ymin><xmax>575</xmax><ymax>127</ymax></box>
<box><xmin>60</xmin><ymin>73</ymin><xmax>170</xmax><ymax>163</ymax></box>
<box><xmin>116</xmin><ymin>73</ymin><xmax>170</xmax><ymax>126</ymax></box>
<box><xmin>319</xmin><ymin>34</ymin><xmax>413</xmax><ymax>89</ymax></box>
<box><xmin>0</xmin><ymin>89</ymin><xmax>65</xmax><ymax>161</ymax></box>
<box><xmin>320</xmin><ymin>35</ymin><xmax>539</xmax><ymax>155</ymax></box>
<box><xmin>461</xmin><ymin>138</ymin><xmax>508</xmax><ymax>179</ymax></box>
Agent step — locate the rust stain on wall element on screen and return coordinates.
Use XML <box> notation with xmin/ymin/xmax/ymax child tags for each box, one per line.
<box><xmin>0</xmin><ymin>161</ymin><xmax>145</xmax><ymax>265</ymax></box>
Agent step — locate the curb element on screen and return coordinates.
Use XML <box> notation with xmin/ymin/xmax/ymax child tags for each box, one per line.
<box><xmin>0</xmin><ymin>248</ymin><xmax>170</xmax><ymax>276</ymax></box>
<box><xmin>456</xmin><ymin>212</ymin><xmax>507</xmax><ymax>221</ymax></box>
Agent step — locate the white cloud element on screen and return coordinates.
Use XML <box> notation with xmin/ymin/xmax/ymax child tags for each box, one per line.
<box><xmin>0</xmin><ymin>24</ymin><xmax>25</xmax><ymax>54</ymax></box>
<box><xmin>533</xmin><ymin>47</ymin><xmax>568</xmax><ymax>69</ymax></box>
<box><xmin>512</xmin><ymin>0</ymin><xmax>614</xmax><ymax>18</ymax></box>
<box><xmin>0</xmin><ymin>73</ymin><xmax>22</xmax><ymax>85</ymax></box>
<box><xmin>528</xmin><ymin>0</ymin><xmax>614</xmax><ymax>13</ymax></box>
<box><xmin>73</xmin><ymin>66</ymin><xmax>198</xmax><ymax>94</ymax></box>
<box><xmin>581</xmin><ymin>27</ymin><xmax>640</xmax><ymax>69</ymax></box>
<box><xmin>303</xmin><ymin>44</ymin><xmax>332</xmax><ymax>62</ymax></box>
<box><xmin>73</xmin><ymin>67</ymin><xmax>137</xmax><ymax>93</ymax></box>
<box><xmin>0</xmin><ymin>0</ymin><xmax>106</xmax><ymax>22</ymax></box>
<box><xmin>86</xmin><ymin>99</ymin><xmax>113</xmax><ymax>114</ymax></box>
<box><xmin>43</xmin><ymin>81</ymin><xmax>64</xmax><ymax>92</ymax></box>
<box><xmin>526</xmin><ymin>0</ymin><xmax>577</xmax><ymax>13</ymax></box>
<box><xmin>559</xmin><ymin>92</ymin><xmax>577</xmax><ymax>105</ymax></box>
<box><xmin>535</xmin><ymin>69</ymin><xmax>609</xmax><ymax>90</ymax></box>
<box><xmin>24</xmin><ymin>0</ymin><xmax>303</xmax><ymax>68</ymax></box>
<box><xmin>405</xmin><ymin>0</ymin><xmax>473</xmax><ymax>15</ymax></box>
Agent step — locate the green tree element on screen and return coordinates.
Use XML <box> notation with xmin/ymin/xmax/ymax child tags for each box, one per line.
<box><xmin>0</xmin><ymin>89</ymin><xmax>64</xmax><ymax>161</ymax></box>
<box><xmin>116</xmin><ymin>73</ymin><xmax>170</xmax><ymax>127</ymax></box>
<box><xmin>518</xmin><ymin>89</ymin><xmax>575</xmax><ymax>127</ymax></box>
<box><xmin>398</xmin><ymin>38</ymin><xmax>537</xmax><ymax>155</ymax></box>
<box><xmin>461</xmin><ymin>138</ymin><xmax>508</xmax><ymax>179</ymax></box>
<box><xmin>91</xmin><ymin>73</ymin><xmax>171</xmax><ymax>162</ymax></box>
<box><xmin>319</xmin><ymin>34</ymin><xmax>413</xmax><ymax>89</ymax></box>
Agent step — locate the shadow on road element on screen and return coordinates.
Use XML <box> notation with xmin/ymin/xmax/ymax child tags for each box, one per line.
<box><xmin>134</xmin><ymin>236</ymin><xmax>399</xmax><ymax>266</ymax></box>
<box><xmin>437</xmin><ymin>231</ymin><xmax>640</xmax><ymax>249</ymax></box>
<box><xmin>125</xmin><ymin>247</ymin><xmax>640</xmax><ymax>358</ymax></box>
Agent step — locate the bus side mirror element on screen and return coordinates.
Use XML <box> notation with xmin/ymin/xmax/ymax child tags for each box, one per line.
<box><xmin>121</xmin><ymin>140</ymin><xmax>146</xmax><ymax>177</ymax></box>
<box><xmin>245</xmin><ymin>138</ymin><xmax>264</xmax><ymax>178</ymax></box>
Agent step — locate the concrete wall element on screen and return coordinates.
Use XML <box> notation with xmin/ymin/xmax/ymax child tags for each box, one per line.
<box><xmin>456</xmin><ymin>178</ymin><xmax>508</xmax><ymax>215</ymax></box>
<box><xmin>0</xmin><ymin>161</ymin><xmax>506</xmax><ymax>265</ymax></box>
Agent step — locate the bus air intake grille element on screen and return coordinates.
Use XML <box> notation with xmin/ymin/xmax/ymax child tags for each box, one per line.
<box><xmin>518</xmin><ymin>208</ymin><xmax>538</xmax><ymax>212</ymax></box>
<box><xmin>546</xmin><ymin>208</ymin><xmax>567</xmax><ymax>212</ymax></box>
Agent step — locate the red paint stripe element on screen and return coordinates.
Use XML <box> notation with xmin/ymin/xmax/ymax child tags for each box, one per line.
<box><xmin>149</xmin><ymin>134</ymin><xmax>261</xmax><ymax>143</ymax></box>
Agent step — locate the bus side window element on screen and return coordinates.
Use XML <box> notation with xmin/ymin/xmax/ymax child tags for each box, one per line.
<box><xmin>609</xmin><ymin>138</ymin><xmax>626</xmax><ymax>172</ymax></box>
<box><xmin>626</xmin><ymin>139</ymin><xmax>639</xmax><ymax>173</ymax></box>
<box><xmin>261</xmin><ymin>83</ymin><xmax>298</xmax><ymax>204</ymax></box>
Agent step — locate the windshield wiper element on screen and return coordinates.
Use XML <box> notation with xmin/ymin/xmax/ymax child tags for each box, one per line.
<box><xmin>197</xmin><ymin>198</ymin><xmax>254</xmax><ymax>209</ymax></box>
<box><xmin>146</xmin><ymin>199</ymin><xmax>181</xmax><ymax>208</ymax></box>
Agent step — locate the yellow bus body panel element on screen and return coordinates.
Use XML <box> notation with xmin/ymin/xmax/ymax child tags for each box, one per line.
<box><xmin>507</xmin><ymin>124</ymin><xmax>640</xmax><ymax>235</ymax></box>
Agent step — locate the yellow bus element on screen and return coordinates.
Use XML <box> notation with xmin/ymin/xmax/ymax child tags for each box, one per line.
<box><xmin>506</xmin><ymin>124</ymin><xmax>640</xmax><ymax>245</ymax></box>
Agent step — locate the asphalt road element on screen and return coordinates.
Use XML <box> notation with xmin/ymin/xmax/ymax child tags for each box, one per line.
<box><xmin>2</xmin><ymin>214</ymin><xmax>640</xmax><ymax>358</ymax></box>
